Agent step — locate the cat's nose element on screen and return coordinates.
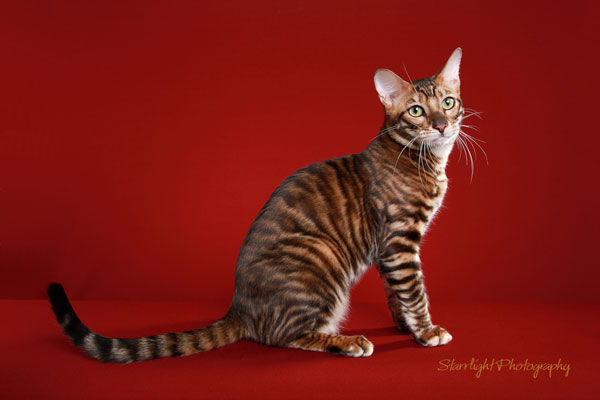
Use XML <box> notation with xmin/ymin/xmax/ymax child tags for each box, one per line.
<box><xmin>434</xmin><ymin>123</ymin><xmax>447</xmax><ymax>134</ymax></box>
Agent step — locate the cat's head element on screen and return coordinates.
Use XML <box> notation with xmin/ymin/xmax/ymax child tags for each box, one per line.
<box><xmin>374</xmin><ymin>48</ymin><xmax>463</xmax><ymax>154</ymax></box>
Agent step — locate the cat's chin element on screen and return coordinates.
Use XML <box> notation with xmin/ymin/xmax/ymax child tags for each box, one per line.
<box><xmin>429</xmin><ymin>135</ymin><xmax>457</xmax><ymax>157</ymax></box>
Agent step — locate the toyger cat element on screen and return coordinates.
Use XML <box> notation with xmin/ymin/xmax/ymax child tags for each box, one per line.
<box><xmin>49</xmin><ymin>47</ymin><xmax>468</xmax><ymax>361</ymax></box>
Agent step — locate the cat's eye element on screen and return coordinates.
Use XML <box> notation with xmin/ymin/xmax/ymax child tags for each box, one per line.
<box><xmin>408</xmin><ymin>106</ymin><xmax>424</xmax><ymax>117</ymax></box>
<box><xmin>442</xmin><ymin>97</ymin><xmax>455</xmax><ymax>110</ymax></box>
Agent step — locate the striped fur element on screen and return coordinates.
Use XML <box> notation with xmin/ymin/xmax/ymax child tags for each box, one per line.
<box><xmin>48</xmin><ymin>283</ymin><xmax>242</xmax><ymax>363</ymax></box>
<box><xmin>48</xmin><ymin>48</ymin><xmax>465</xmax><ymax>360</ymax></box>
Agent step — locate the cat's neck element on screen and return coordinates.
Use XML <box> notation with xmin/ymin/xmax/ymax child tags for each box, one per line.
<box><xmin>363</xmin><ymin>131</ymin><xmax>453</xmax><ymax>179</ymax></box>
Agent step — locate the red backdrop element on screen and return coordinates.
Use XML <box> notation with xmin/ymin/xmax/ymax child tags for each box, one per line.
<box><xmin>1</xmin><ymin>0</ymin><xmax>598</xmax><ymax>304</ymax></box>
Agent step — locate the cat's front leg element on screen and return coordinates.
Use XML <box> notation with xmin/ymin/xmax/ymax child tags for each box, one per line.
<box><xmin>376</xmin><ymin>247</ymin><xmax>452</xmax><ymax>347</ymax></box>
<box><xmin>382</xmin><ymin>285</ymin><xmax>412</xmax><ymax>334</ymax></box>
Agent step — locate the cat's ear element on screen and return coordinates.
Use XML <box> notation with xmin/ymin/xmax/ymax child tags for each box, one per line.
<box><xmin>434</xmin><ymin>47</ymin><xmax>462</xmax><ymax>91</ymax></box>
<box><xmin>374</xmin><ymin>69</ymin><xmax>410</xmax><ymax>107</ymax></box>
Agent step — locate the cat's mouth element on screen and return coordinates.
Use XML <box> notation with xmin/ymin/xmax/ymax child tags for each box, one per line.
<box><xmin>422</xmin><ymin>130</ymin><xmax>458</xmax><ymax>148</ymax></box>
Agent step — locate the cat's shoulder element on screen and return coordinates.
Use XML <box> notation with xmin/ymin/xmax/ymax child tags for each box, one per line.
<box><xmin>303</xmin><ymin>153</ymin><xmax>365</xmax><ymax>175</ymax></box>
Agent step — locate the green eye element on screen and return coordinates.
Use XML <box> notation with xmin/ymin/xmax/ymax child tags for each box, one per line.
<box><xmin>442</xmin><ymin>97</ymin><xmax>455</xmax><ymax>110</ymax></box>
<box><xmin>408</xmin><ymin>106</ymin><xmax>423</xmax><ymax>117</ymax></box>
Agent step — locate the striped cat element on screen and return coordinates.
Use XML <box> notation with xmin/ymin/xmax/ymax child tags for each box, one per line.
<box><xmin>49</xmin><ymin>48</ymin><xmax>466</xmax><ymax>361</ymax></box>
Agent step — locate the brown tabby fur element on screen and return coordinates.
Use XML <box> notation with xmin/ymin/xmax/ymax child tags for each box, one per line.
<box><xmin>48</xmin><ymin>48</ymin><xmax>465</xmax><ymax>361</ymax></box>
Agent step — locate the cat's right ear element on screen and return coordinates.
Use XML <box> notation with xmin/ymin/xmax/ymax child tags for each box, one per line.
<box><xmin>374</xmin><ymin>69</ymin><xmax>409</xmax><ymax>107</ymax></box>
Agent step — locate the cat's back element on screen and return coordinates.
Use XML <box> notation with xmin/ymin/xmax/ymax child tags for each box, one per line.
<box><xmin>235</xmin><ymin>153</ymin><xmax>376</xmax><ymax>272</ymax></box>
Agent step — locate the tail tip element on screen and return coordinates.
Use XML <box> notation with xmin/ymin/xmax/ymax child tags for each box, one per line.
<box><xmin>47</xmin><ymin>282</ymin><xmax>72</xmax><ymax>312</ymax></box>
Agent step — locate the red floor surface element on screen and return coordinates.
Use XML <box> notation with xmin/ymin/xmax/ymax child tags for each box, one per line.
<box><xmin>1</xmin><ymin>300</ymin><xmax>597</xmax><ymax>399</ymax></box>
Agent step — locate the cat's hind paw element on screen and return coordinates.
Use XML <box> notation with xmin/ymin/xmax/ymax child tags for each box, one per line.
<box><xmin>326</xmin><ymin>335</ymin><xmax>374</xmax><ymax>357</ymax></box>
<box><xmin>288</xmin><ymin>333</ymin><xmax>374</xmax><ymax>357</ymax></box>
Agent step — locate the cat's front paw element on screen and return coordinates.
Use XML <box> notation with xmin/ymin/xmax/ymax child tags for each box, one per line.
<box><xmin>416</xmin><ymin>325</ymin><xmax>452</xmax><ymax>347</ymax></box>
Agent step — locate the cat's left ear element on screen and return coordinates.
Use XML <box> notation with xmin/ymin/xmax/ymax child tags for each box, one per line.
<box><xmin>434</xmin><ymin>47</ymin><xmax>462</xmax><ymax>92</ymax></box>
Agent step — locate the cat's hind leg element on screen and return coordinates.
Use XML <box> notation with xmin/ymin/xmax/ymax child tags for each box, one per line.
<box><xmin>287</xmin><ymin>332</ymin><xmax>374</xmax><ymax>357</ymax></box>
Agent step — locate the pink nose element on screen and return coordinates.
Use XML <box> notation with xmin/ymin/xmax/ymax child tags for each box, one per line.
<box><xmin>435</xmin><ymin>124</ymin><xmax>446</xmax><ymax>133</ymax></box>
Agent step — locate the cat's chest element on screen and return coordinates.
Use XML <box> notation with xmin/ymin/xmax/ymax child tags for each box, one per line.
<box><xmin>378</xmin><ymin>173</ymin><xmax>449</xmax><ymax>227</ymax></box>
<box><xmin>422</xmin><ymin>175</ymin><xmax>449</xmax><ymax>224</ymax></box>
<box><xmin>428</xmin><ymin>176</ymin><xmax>448</xmax><ymax>214</ymax></box>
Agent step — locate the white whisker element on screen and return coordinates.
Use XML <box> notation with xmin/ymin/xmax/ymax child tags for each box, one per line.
<box><xmin>461</xmin><ymin>113</ymin><xmax>483</xmax><ymax>122</ymax></box>
<box><xmin>458</xmin><ymin>136</ymin><xmax>468</xmax><ymax>166</ymax></box>
<box><xmin>463</xmin><ymin>108</ymin><xmax>483</xmax><ymax>118</ymax></box>
<box><xmin>460</xmin><ymin>123</ymin><xmax>481</xmax><ymax>132</ymax></box>
<box><xmin>418</xmin><ymin>141</ymin><xmax>425</xmax><ymax>188</ymax></box>
<box><xmin>456</xmin><ymin>136</ymin><xmax>462</xmax><ymax>162</ymax></box>
<box><xmin>392</xmin><ymin>135</ymin><xmax>419</xmax><ymax>175</ymax></box>
<box><xmin>460</xmin><ymin>134</ymin><xmax>475</xmax><ymax>182</ymax></box>
<box><xmin>402</xmin><ymin>63</ymin><xmax>420</xmax><ymax>99</ymax></box>
<box><xmin>460</xmin><ymin>131</ymin><xmax>489</xmax><ymax>165</ymax></box>
<box><xmin>422</xmin><ymin>139</ymin><xmax>435</xmax><ymax>174</ymax></box>
<box><xmin>370</xmin><ymin>125</ymin><xmax>399</xmax><ymax>143</ymax></box>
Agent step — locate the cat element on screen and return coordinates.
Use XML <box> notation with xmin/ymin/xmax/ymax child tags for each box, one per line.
<box><xmin>48</xmin><ymin>47</ymin><xmax>466</xmax><ymax>361</ymax></box>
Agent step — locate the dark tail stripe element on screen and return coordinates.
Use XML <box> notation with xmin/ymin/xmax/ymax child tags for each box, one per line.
<box><xmin>96</xmin><ymin>335</ymin><xmax>113</xmax><ymax>362</ymax></box>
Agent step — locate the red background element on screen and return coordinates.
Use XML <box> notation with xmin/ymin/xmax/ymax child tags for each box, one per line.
<box><xmin>2</xmin><ymin>0</ymin><xmax>599</xmax><ymax>303</ymax></box>
<box><xmin>1</xmin><ymin>1</ymin><xmax>598</xmax><ymax>399</ymax></box>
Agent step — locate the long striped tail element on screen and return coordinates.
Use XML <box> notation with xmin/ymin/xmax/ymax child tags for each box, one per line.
<box><xmin>47</xmin><ymin>283</ymin><xmax>243</xmax><ymax>363</ymax></box>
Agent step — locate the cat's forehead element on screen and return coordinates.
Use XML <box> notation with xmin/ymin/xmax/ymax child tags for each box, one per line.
<box><xmin>407</xmin><ymin>77</ymin><xmax>454</xmax><ymax>103</ymax></box>
<box><xmin>411</xmin><ymin>77</ymin><xmax>436</xmax><ymax>96</ymax></box>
